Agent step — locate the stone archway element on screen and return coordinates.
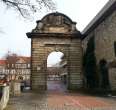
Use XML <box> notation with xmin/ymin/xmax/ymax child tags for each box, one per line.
<box><xmin>45</xmin><ymin>45</ymin><xmax>69</xmax><ymax>91</ymax></box>
<box><xmin>46</xmin><ymin>48</ymin><xmax>68</xmax><ymax>91</ymax></box>
<box><xmin>27</xmin><ymin>12</ymin><xmax>83</xmax><ymax>91</ymax></box>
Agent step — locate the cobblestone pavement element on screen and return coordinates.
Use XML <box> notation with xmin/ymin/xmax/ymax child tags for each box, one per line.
<box><xmin>5</xmin><ymin>81</ymin><xmax>116</xmax><ymax>110</ymax></box>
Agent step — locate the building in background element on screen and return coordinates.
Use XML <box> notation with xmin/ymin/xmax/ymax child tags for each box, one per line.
<box><xmin>0</xmin><ymin>56</ymin><xmax>30</xmax><ymax>82</ymax></box>
<box><xmin>82</xmin><ymin>0</ymin><xmax>116</xmax><ymax>91</ymax></box>
<box><xmin>0</xmin><ymin>60</ymin><xmax>6</xmax><ymax>78</ymax></box>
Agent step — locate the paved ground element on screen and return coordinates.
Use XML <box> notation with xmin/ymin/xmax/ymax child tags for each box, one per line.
<box><xmin>5</xmin><ymin>81</ymin><xmax>116</xmax><ymax>110</ymax></box>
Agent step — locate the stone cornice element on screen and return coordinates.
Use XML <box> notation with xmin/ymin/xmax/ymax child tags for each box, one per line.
<box><xmin>26</xmin><ymin>32</ymin><xmax>82</xmax><ymax>39</ymax></box>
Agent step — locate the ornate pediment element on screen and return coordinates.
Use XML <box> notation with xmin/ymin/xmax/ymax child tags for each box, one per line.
<box><xmin>32</xmin><ymin>12</ymin><xmax>78</xmax><ymax>33</ymax></box>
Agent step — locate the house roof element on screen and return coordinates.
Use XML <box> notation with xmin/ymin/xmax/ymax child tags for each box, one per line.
<box><xmin>0</xmin><ymin>56</ymin><xmax>30</xmax><ymax>65</ymax></box>
<box><xmin>17</xmin><ymin>56</ymin><xmax>30</xmax><ymax>63</ymax></box>
<box><xmin>82</xmin><ymin>0</ymin><xmax>116</xmax><ymax>39</ymax></box>
<box><xmin>0</xmin><ymin>60</ymin><xmax>6</xmax><ymax>65</ymax></box>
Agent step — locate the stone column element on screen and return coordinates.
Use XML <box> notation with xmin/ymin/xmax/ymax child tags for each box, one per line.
<box><xmin>31</xmin><ymin>39</ymin><xmax>47</xmax><ymax>91</ymax></box>
<box><xmin>68</xmin><ymin>39</ymin><xmax>83</xmax><ymax>90</ymax></box>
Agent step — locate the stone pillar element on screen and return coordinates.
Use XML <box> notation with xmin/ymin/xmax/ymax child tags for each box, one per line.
<box><xmin>0</xmin><ymin>85</ymin><xmax>9</xmax><ymax>110</ymax></box>
<box><xmin>31</xmin><ymin>39</ymin><xmax>47</xmax><ymax>91</ymax></box>
<box><xmin>10</xmin><ymin>81</ymin><xmax>21</xmax><ymax>96</ymax></box>
<box><xmin>68</xmin><ymin>39</ymin><xmax>83</xmax><ymax>90</ymax></box>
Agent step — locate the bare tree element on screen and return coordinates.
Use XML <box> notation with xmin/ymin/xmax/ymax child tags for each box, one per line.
<box><xmin>4</xmin><ymin>51</ymin><xmax>18</xmax><ymax>80</ymax></box>
<box><xmin>5</xmin><ymin>52</ymin><xmax>18</xmax><ymax>68</ymax></box>
<box><xmin>1</xmin><ymin>0</ymin><xmax>56</xmax><ymax>18</ymax></box>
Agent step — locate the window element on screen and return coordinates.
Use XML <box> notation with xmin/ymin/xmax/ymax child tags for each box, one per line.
<box><xmin>114</xmin><ymin>41</ymin><xmax>116</xmax><ymax>56</ymax></box>
<box><xmin>12</xmin><ymin>64</ymin><xmax>14</xmax><ymax>68</ymax></box>
<box><xmin>7</xmin><ymin>64</ymin><xmax>9</xmax><ymax>68</ymax></box>
<box><xmin>28</xmin><ymin>64</ymin><xmax>30</xmax><ymax>68</ymax></box>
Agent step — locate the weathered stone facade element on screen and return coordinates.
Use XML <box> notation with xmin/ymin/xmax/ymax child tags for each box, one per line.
<box><xmin>83</xmin><ymin>10</ymin><xmax>116</xmax><ymax>63</ymax></box>
<box><xmin>82</xmin><ymin>1</ymin><xmax>116</xmax><ymax>90</ymax></box>
<box><xmin>27</xmin><ymin>12</ymin><xmax>83</xmax><ymax>91</ymax></box>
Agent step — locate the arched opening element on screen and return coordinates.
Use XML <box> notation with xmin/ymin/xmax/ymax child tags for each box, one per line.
<box><xmin>47</xmin><ymin>51</ymin><xmax>68</xmax><ymax>92</ymax></box>
<box><xmin>99</xmin><ymin>59</ymin><xmax>110</xmax><ymax>89</ymax></box>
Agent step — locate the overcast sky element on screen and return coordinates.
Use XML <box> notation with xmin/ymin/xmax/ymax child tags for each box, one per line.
<box><xmin>0</xmin><ymin>0</ymin><xmax>109</xmax><ymax>59</ymax></box>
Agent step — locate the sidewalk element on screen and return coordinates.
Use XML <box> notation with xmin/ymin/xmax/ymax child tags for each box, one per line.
<box><xmin>5</xmin><ymin>80</ymin><xmax>116</xmax><ymax>110</ymax></box>
<box><xmin>5</xmin><ymin>91</ymin><xmax>116</xmax><ymax>110</ymax></box>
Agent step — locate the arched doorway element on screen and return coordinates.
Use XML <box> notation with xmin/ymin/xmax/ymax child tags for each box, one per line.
<box><xmin>99</xmin><ymin>59</ymin><xmax>110</xmax><ymax>89</ymax></box>
<box><xmin>47</xmin><ymin>51</ymin><xmax>67</xmax><ymax>92</ymax></box>
<box><xmin>27</xmin><ymin>12</ymin><xmax>83</xmax><ymax>91</ymax></box>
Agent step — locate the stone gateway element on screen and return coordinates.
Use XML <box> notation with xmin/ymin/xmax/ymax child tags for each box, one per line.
<box><xmin>27</xmin><ymin>12</ymin><xmax>83</xmax><ymax>91</ymax></box>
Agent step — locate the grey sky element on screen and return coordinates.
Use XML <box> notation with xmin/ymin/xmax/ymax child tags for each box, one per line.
<box><xmin>0</xmin><ymin>0</ymin><xmax>109</xmax><ymax>58</ymax></box>
<box><xmin>47</xmin><ymin>51</ymin><xmax>63</xmax><ymax>67</ymax></box>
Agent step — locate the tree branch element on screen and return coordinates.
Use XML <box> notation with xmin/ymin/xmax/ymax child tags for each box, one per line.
<box><xmin>1</xmin><ymin>0</ymin><xmax>56</xmax><ymax>19</ymax></box>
